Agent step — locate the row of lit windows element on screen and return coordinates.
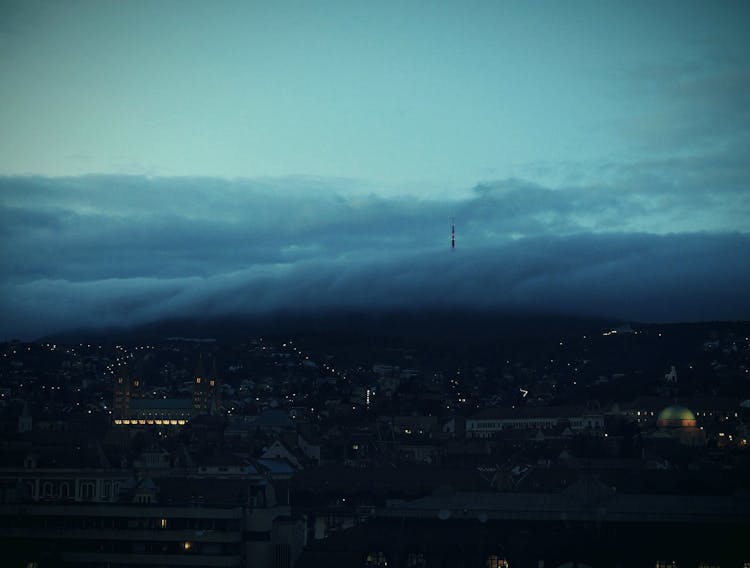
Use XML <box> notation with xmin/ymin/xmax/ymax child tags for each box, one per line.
<box><xmin>114</xmin><ymin>419</ymin><xmax>186</xmax><ymax>426</ymax></box>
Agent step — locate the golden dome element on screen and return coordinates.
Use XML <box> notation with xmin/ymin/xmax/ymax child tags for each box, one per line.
<box><xmin>657</xmin><ymin>405</ymin><xmax>697</xmax><ymax>428</ymax></box>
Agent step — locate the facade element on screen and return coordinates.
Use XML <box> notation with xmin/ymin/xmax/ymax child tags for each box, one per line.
<box><xmin>466</xmin><ymin>407</ymin><xmax>605</xmax><ymax>439</ymax></box>
<box><xmin>113</xmin><ymin>398</ymin><xmax>193</xmax><ymax>426</ymax></box>
<box><xmin>3</xmin><ymin>501</ymin><xmax>245</xmax><ymax>566</ymax></box>
<box><xmin>193</xmin><ymin>365</ymin><xmax>221</xmax><ymax>415</ymax></box>
<box><xmin>113</xmin><ymin>361</ymin><xmax>222</xmax><ymax>427</ymax></box>
<box><xmin>0</xmin><ymin>466</ymin><xmax>305</xmax><ymax>568</ymax></box>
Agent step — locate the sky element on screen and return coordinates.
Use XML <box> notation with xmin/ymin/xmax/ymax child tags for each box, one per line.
<box><xmin>1</xmin><ymin>0</ymin><xmax>749</xmax><ymax>339</ymax></box>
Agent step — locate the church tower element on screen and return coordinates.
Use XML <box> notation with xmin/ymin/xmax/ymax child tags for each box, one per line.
<box><xmin>193</xmin><ymin>356</ymin><xmax>221</xmax><ymax>415</ymax></box>
<box><xmin>113</xmin><ymin>363</ymin><xmax>144</xmax><ymax>423</ymax></box>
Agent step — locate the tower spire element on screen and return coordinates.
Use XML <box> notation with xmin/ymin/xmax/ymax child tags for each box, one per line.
<box><xmin>451</xmin><ymin>217</ymin><xmax>455</xmax><ymax>251</ymax></box>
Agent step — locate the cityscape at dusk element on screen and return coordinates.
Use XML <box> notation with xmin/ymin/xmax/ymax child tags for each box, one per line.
<box><xmin>1</xmin><ymin>1</ymin><xmax>749</xmax><ymax>567</ymax></box>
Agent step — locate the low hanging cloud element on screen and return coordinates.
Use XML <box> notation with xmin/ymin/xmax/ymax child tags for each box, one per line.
<box><xmin>1</xmin><ymin>173</ymin><xmax>749</xmax><ymax>339</ymax></box>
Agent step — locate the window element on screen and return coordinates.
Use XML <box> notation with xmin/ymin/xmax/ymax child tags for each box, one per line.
<box><xmin>42</xmin><ymin>482</ymin><xmax>53</xmax><ymax>497</ymax></box>
<box><xmin>81</xmin><ymin>482</ymin><xmax>95</xmax><ymax>500</ymax></box>
<box><xmin>655</xmin><ymin>563</ymin><xmax>677</xmax><ymax>568</ymax></box>
<box><xmin>159</xmin><ymin>518</ymin><xmax>168</xmax><ymax>529</ymax></box>
<box><xmin>60</xmin><ymin>483</ymin><xmax>70</xmax><ymax>498</ymax></box>
<box><xmin>486</xmin><ymin>556</ymin><xmax>509</xmax><ymax>568</ymax></box>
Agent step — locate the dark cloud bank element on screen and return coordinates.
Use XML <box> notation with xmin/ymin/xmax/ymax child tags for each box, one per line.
<box><xmin>1</xmin><ymin>175</ymin><xmax>749</xmax><ymax>340</ymax></box>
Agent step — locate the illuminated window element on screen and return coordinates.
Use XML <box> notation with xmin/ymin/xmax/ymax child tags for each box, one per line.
<box><xmin>486</xmin><ymin>556</ymin><xmax>509</xmax><ymax>568</ymax></box>
<box><xmin>210</xmin><ymin>379</ymin><xmax>215</xmax><ymax>387</ymax></box>
<box><xmin>159</xmin><ymin>518</ymin><xmax>168</xmax><ymax>529</ymax></box>
<box><xmin>655</xmin><ymin>562</ymin><xmax>677</xmax><ymax>568</ymax></box>
<box><xmin>183</xmin><ymin>541</ymin><xmax>193</xmax><ymax>551</ymax></box>
<box><xmin>697</xmin><ymin>564</ymin><xmax>719</xmax><ymax>568</ymax></box>
<box><xmin>196</xmin><ymin>377</ymin><xmax>201</xmax><ymax>384</ymax></box>
<box><xmin>365</xmin><ymin>552</ymin><xmax>388</xmax><ymax>566</ymax></box>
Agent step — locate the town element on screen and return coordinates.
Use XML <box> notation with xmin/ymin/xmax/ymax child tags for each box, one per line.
<box><xmin>1</xmin><ymin>318</ymin><xmax>749</xmax><ymax>567</ymax></box>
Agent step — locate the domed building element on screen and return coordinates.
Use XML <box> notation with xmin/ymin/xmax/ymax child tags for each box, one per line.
<box><xmin>655</xmin><ymin>404</ymin><xmax>704</xmax><ymax>447</ymax></box>
<box><xmin>656</xmin><ymin>405</ymin><xmax>697</xmax><ymax>429</ymax></box>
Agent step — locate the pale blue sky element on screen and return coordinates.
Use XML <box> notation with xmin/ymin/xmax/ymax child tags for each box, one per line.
<box><xmin>2</xmin><ymin>1</ymin><xmax>750</xmax><ymax>338</ymax></box>
<box><xmin>2</xmin><ymin>0</ymin><xmax>748</xmax><ymax>193</ymax></box>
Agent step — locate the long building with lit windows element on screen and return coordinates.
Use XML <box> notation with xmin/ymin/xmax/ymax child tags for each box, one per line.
<box><xmin>112</xmin><ymin>362</ymin><xmax>221</xmax><ymax>427</ymax></box>
<box><xmin>113</xmin><ymin>398</ymin><xmax>193</xmax><ymax>427</ymax></box>
<box><xmin>466</xmin><ymin>406</ymin><xmax>606</xmax><ymax>438</ymax></box>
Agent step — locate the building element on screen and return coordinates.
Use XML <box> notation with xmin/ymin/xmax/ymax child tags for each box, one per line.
<box><xmin>0</xmin><ymin>469</ymin><xmax>305</xmax><ymax>568</ymax></box>
<box><xmin>652</xmin><ymin>404</ymin><xmax>706</xmax><ymax>447</ymax></box>
<box><xmin>193</xmin><ymin>358</ymin><xmax>221</xmax><ymax>415</ymax></box>
<box><xmin>113</xmin><ymin>398</ymin><xmax>193</xmax><ymax>427</ymax></box>
<box><xmin>466</xmin><ymin>406</ymin><xmax>605</xmax><ymax>439</ymax></box>
<box><xmin>297</xmin><ymin>476</ymin><xmax>750</xmax><ymax>567</ymax></box>
<box><xmin>113</xmin><ymin>359</ymin><xmax>222</xmax><ymax>427</ymax></box>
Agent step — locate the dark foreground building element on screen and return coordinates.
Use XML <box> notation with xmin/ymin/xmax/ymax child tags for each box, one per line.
<box><xmin>0</xmin><ymin>473</ymin><xmax>305</xmax><ymax>568</ymax></box>
<box><xmin>297</xmin><ymin>477</ymin><xmax>750</xmax><ymax>568</ymax></box>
